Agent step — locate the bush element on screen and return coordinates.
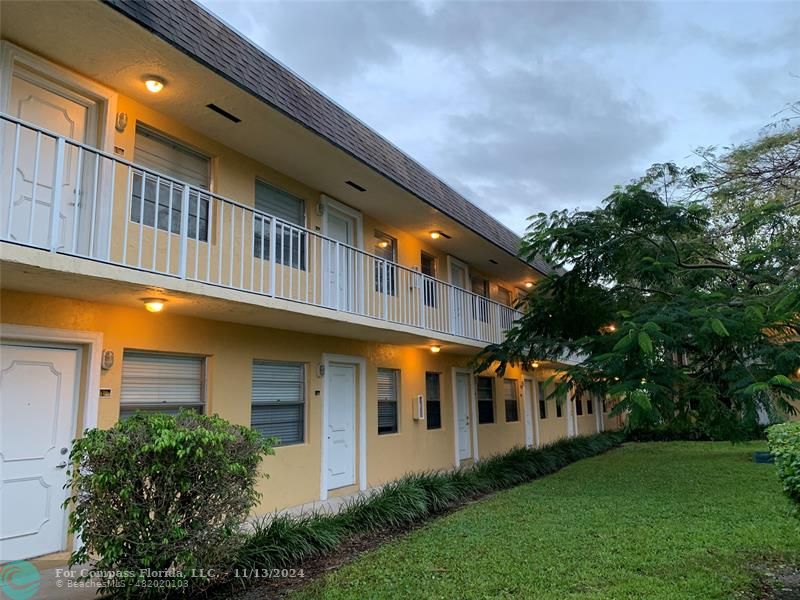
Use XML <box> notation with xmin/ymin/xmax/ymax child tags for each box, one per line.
<box><xmin>65</xmin><ymin>410</ymin><xmax>274</xmax><ymax>597</ymax></box>
<box><xmin>231</xmin><ymin>431</ymin><xmax>625</xmax><ymax>589</ymax></box>
<box><xmin>767</xmin><ymin>421</ymin><xmax>800</xmax><ymax>516</ymax></box>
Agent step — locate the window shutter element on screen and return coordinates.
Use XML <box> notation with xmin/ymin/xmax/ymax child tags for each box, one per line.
<box><xmin>255</xmin><ymin>180</ymin><xmax>304</xmax><ymax>225</ymax></box>
<box><xmin>120</xmin><ymin>352</ymin><xmax>204</xmax><ymax>416</ymax></box>
<box><xmin>426</xmin><ymin>372</ymin><xmax>441</xmax><ymax>430</ymax></box>
<box><xmin>134</xmin><ymin>126</ymin><xmax>209</xmax><ymax>189</ymax></box>
<box><xmin>252</xmin><ymin>361</ymin><xmax>305</xmax><ymax>445</ymax></box>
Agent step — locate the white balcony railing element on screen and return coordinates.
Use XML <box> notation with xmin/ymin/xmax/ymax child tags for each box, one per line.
<box><xmin>0</xmin><ymin>114</ymin><xmax>521</xmax><ymax>344</ymax></box>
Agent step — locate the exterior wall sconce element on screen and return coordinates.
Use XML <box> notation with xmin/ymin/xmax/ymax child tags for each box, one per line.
<box><xmin>143</xmin><ymin>298</ymin><xmax>167</xmax><ymax>313</ymax></box>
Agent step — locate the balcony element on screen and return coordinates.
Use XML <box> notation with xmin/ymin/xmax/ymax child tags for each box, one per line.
<box><xmin>0</xmin><ymin>114</ymin><xmax>522</xmax><ymax>346</ymax></box>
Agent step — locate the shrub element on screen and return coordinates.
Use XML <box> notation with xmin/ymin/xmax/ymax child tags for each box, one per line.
<box><xmin>767</xmin><ymin>421</ymin><xmax>800</xmax><ymax>516</ymax></box>
<box><xmin>65</xmin><ymin>410</ymin><xmax>274</xmax><ymax>597</ymax></box>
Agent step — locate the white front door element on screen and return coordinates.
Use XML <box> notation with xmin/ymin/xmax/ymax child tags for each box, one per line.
<box><xmin>325</xmin><ymin>209</ymin><xmax>356</xmax><ymax>311</ymax></box>
<box><xmin>448</xmin><ymin>260</ymin><xmax>469</xmax><ymax>336</ymax></box>
<box><xmin>326</xmin><ymin>363</ymin><xmax>356</xmax><ymax>490</ymax></box>
<box><xmin>523</xmin><ymin>379</ymin><xmax>535</xmax><ymax>447</ymax></box>
<box><xmin>454</xmin><ymin>372</ymin><xmax>472</xmax><ymax>460</ymax></box>
<box><xmin>2</xmin><ymin>71</ymin><xmax>97</xmax><ymax>251</ymax></box>
<box><xmin>1</xmin><ymin>344</ymin><xmax>79</xmax><ymax>561</ymax></box>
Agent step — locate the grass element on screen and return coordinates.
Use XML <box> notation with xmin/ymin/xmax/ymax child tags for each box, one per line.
<box><xmin>291</xmin><ymin>442</ymin><xmax>800</xmax><ymax>600</ymax></box>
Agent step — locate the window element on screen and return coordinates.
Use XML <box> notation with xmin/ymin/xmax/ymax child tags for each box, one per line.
<box><xmin>503</xmin><ymin>379</ymin><xmax>519</xmax><ymax>422</ymax></box>
<box><xmin>587</xmin><ymin>395</ymin><xmax>594</xmax><ymax>415</ymax></box>
<box><xmin>374</xmin><ymin>231</ymin><xmax>397</xmax><ymax>295</ymax></box>
<box><xmin>575</xmin><ymin>395</ymin><xmax>584</xmax><ymax>416</ymax></box>
<box><xmin>251</xmin><ymin>361</ymin><xmax>305</xmax><ymax>446</ymax></box>
<box><xmin>253</xmin><ymin>180</ymin><xmax>306</xmax><ymax>269</ymax></box>
<box><xmin>120</xmin><ymin>351</ymin><xmax>204</xmax><ymax>419</ymax></box>
<box><xmin>471</xmin><ymin>276</ymin><xmax>489</xmax><ymax>322</ymax></box>
<box><xmin>556</xmin><ymin>400</ymin><xmax>563</xmax><ymax>418</ymax></box>
<box><xmin>377</xmin><ymin>368</ymin><xmax>399</xmax><ymax>434</ymax></box>
<box><xmin>421</xmin><ymin>251</ymin><xmax>438</xmax><ymax>308</ymax></box>
<box><xmin>131</xmin><ymin>125</ymin><xmax>210</xmax><ymax>241</ymax></box>
<box><xmin>425</xmin><ymin>372</ymin><xmax>442</xmax><ymax>430</ymax></box>
<box><xmin>537</xmin><ymin>382</ymin><xmax>547</xmax><ymax>419</ymax></box>
<box><xmin>476</xmin><ymin>376</ymin><xmax>494</xmax><ymax>424</ymax></box>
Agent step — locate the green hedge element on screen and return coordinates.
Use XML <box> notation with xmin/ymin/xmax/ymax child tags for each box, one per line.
<box><xmin>233</xmin><ymin>432</ymin><xmax>625</xmax><ymax>588</ymax></box>
<box><xmin>767</xmin><ymin>421</ymin><xmax>800</xmax><ymax>516</ymax></box>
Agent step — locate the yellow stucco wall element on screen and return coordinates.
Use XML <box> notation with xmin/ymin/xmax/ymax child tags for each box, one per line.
<box><xmin>1</xmin><ymin>289</ymin><xmax>538</xmax><ymax>513</ymax></box>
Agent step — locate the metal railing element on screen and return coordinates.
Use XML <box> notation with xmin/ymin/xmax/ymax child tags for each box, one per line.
<box><xmin>0</xmin><ymin>114</ymin><xmax>521</xmax><ymax>344</ymax></box>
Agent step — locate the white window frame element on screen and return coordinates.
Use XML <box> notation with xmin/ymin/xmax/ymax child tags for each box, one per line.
<box><xmin>377</xmin><ymin>368</ymin><xmax>400</xmax><ymax>435</ymax></box>
<box><xmin>503</xmin><ymin>378</ymin><xmax>520</xmax><ymax>422</ymax></box>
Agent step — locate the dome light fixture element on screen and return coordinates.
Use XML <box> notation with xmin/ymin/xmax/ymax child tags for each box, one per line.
<box><xmin>430</xmin><ymin>345</ymin><xmax>441</xmax><ymax>353</ymax></box>
<box><xmin>144</xmin><ymin>76</ymin><xmax>165</xmax><ymax>93</ymax></box>
<box><xmin>143</xmin><ymin>298</ymin><xmax>167</xmax><ymax>313</ymax></box>
<box><xmin>525</xmin><ymin>281</ymin><xmax>534</xmax><ymax>289</ymax></box>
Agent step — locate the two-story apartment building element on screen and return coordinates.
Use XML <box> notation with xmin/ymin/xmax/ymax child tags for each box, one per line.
<box><xmin>0</xmin><ymin>0</ymin><xmax>620</xmax><ymax>562</ymax></box>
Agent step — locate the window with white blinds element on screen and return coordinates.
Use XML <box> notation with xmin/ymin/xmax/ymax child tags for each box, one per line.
<box><xmin>251</xmin><ymin>361</ymin><xmax>305</xmax><ymax>446</ymax></box>
<box><xmin>253</xmin><ymin>179</ymin><xmax>306</xmax><ymax>268</ymax></box>
<box><xmin>538</xmin><ymin>381</ymin><xmax>547</xmax><ymax>419</ymax></box>
<box><xmin>377</xmin><ymin>368</ymin><xmax>399</xmax><ymax>435</ymax></box>
<box><xmin>425</xmin><ymin>372</ymin><xmax>441</xmax><ymax>430</ymax></box>
<box><xmin>503</xmin><ymin>379</ymin><xmax>519</xmax><ymax>422</ymax></box>
<box><xmin>119</xmin><ymin>351</ymin><xmax>205</xmax><ymax>419</ymax></box>
<box><xmin>131</xmin><ymin>125</ymin><xmax>210</xmax><ymax>241</ymax></box>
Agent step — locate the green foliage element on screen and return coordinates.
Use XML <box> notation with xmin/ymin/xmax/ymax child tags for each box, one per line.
<box><xmin>231</xmin><ymin>432</ymin><xmax>624</xmax><ymax>589</ymax></box>
<box><xmin>477</xmin><ymin>117</ymin><xmax>800</xmax><ymax>441</ymax></box>
<box><xmin>65</xmin><ymin>410</ymin><xmax>274</xmax><ymax>597</ymax></box>
<box><xmin>767</xmin><ymin>421</ymin><xmax>800</xmax><ymax>515</ymax></box>
<box><xmin>295</xmin><ymin>442</ymin><xmax>800</xmax><ymax>600</ymax></box>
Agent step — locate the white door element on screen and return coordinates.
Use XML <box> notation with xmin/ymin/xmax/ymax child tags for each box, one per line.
<box><xmin>448</xmin><ymin>260</ymin><xmax>469</xmax><ymax>336</ymax></box>
<box><xmin>454</xmin><ymin>372</ymin><xmax>472</xmax><ymax>461</ymax></box>
<box><xmin>1</xmin><ymin>344</ymin><xmax>79</xmax><ymax>561</ymax></box>
<box><xmin>326</xmin><ymin>364</ymin><xmax>356</xmax><ymax>490</ymax></box>
<box><xmin>325</xmin><ymin>209</ymin><xmax>356</xmax><ymax>311</ymax></box>
<box><xmin>2</xmin><ymin>71</ymin><xmax>97</xmax><ymax>251</ymax></box>
<box><xmin>523</xmin><ymin>379</ymin><xmax>535</xmax><ymax>447</ymax></box>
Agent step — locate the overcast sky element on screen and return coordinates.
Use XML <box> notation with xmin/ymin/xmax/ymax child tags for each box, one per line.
<box><xmin>200</xmin><ymin>0</ymin><xmax>798</xmax><ymax>234</ymax></box>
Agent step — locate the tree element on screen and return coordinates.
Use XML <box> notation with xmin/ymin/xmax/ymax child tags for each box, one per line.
<box><xmin>477</xmin><ymin>109</ymin><xmax>800</xmax><ymax>440</ymax></box>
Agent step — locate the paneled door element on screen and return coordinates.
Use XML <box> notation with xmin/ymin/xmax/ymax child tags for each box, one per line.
<box><xmin>454</xmin><ymin>371</ymin><xmax>472</xmax><ymax>461</ymax></box>
<box><xmin>324</xmin><ymin>208</ymin><xmax>357</xmax><ymax>311</ymax></box>
<box><xmin>326</xmin><ymin>363</ymin><xmax>356</xmax><ymax>490</ymax></box>
<box><xmin>1</xmin><ymin>344</ymin><xmax>79</xmax><ymax>561</ymax></box>
<box><xmin>2</xmin><ymin>71</ymin><xmax>97</xmax><ymax>251</ymax></box>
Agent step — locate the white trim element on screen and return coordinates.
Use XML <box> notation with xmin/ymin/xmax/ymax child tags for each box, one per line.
<box><xmin>0</xmin><ymin>41</ymin><xmax>118</xmax><ymax>153</ymax></box>
<box><xmin>594</xmin><ymin>395</ymin><xmax>603</xmax><ymax>433</ymax></box>
<box><xmin>320</xmin><ymin>195</ymin><xmax>364</xmax><ymax>250</ymax></box>
<box><xmin>565</xmin><ymin>389</ymin><xmax>576</xmax><ymax>438</ymax></box>
<box><xmin>451</xmin><ymin>367</ymin><xmax>477</xmax><ymax>466</ymax></box>
<box><xmin>0</xmin><ymin>323</ymin><xmax>103</xmax><ymax>554</ymax></box>
<box><xmin>320</xmin><ymin>353</ymin><xmax>367</xmax><ymax>501</ymax></box>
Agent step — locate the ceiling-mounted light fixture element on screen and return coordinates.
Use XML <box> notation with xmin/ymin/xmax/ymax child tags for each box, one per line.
<box><xmin>377</xmin><ymin>240</ymin><xmax>389</xmax><ymax>249</ymax></box>
<box><xmin>429</xmin><ymin>230</ymin><xmax>451</xmax><ymax>240</ymax></box>
<box><xmin>143</xmin><ymin>298</ymin><xmax>167</xmax><ymax>313</ymax></box>
<box><xmin>430</xmin><ymin>345</ymin><xmax>441</xmax><ymax>353</ymax></box>
<box><xmin>144</xmin><ymin>76</ymin><xmax>166</xmax><ymax>93</ymax></box>
<box><xmin>524</xmin><ymin>281</ymin><xmax>534</xmax><ymax>289</ymax></box>
<box><xmin>531</xmin><ymin>361</ymin><xmax>540</xmax><ymax>369</ymax></box>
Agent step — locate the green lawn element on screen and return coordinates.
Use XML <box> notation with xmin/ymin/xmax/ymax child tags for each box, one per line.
<box><xmin>292</xmin><ymin>442</ymin><xmax>799</xmax><ymax>600</ymax></box>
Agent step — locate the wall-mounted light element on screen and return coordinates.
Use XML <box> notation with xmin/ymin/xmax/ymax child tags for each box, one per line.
<box><xmin>429</xmin><ymin>231</ymin><xmax>441</xmax><ymax>240</ymax></box>
<box><xmin>144</xmin><ymin>76</ymin><xmax>165</xmax><ymax>93</ymax></box>
<box><xmin>430</xmin><ymin>345</ymin><xmax>441</xmax><ymax>353</ymax></box>
<box><xmin>525</xmin><ymin>281</ymin><xmax>534</xmax><ymax>289</ymax></box>
<box><xmin>143</xmin><ymin>298</ymin><xmax>167</xmax><ymax>313</ymax></box>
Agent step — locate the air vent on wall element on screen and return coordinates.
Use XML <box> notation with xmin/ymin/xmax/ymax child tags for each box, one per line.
<box><xmin>345</xmin><ymin>180</ymin><xmax>366</xmax><ymax>192</ymax></box>
<box><xmin>206</xmin><ymin>103</ymin><xmax>241</xmax><ymax>123</ymax></box>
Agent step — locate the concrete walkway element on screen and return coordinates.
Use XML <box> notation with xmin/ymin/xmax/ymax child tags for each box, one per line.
<box><xmin>20</xmin><ymin>488</ymin><xmax>377</xmax><ymax>599</ymax></box>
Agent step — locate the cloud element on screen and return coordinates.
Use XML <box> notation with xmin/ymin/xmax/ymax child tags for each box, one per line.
<box><xmin>201</xmin><ymin>0</ymin><xmax>798</xmax><ymax>234</ymax></box>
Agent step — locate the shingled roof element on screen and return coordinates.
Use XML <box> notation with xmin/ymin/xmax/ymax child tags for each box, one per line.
<box><xmin>101</xmin><ymin>0</ymin><xmax>550</xmax><ymax>275</ymax></box>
